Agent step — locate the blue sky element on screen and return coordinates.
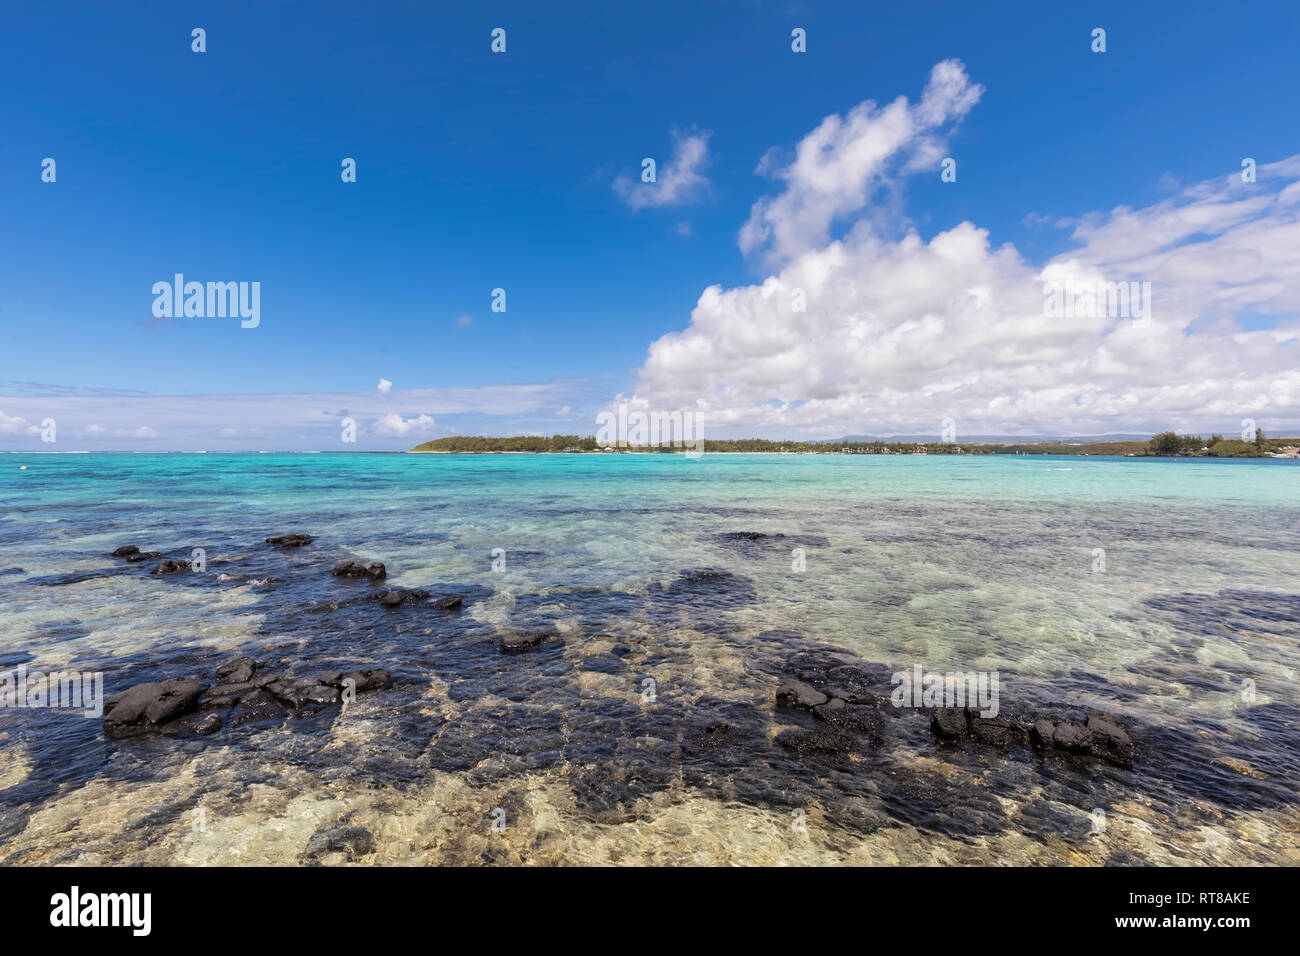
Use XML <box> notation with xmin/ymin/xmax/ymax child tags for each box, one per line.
<box><xmin>3</xmin><ymin>0</ymin><xmax>1300</xmax><ymax>448</ymax></box>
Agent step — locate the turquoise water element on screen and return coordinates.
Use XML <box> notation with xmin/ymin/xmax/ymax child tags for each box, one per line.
<box><xmin>1</xmin><ymin>453</ymin><xmax>1298</xmax><ymax>865</ymax></box>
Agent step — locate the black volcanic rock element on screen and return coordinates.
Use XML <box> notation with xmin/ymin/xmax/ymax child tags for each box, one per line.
<box><xmin>124</xmin><ymin>551</ymin><xmax>163</xmax><ymax>563</ymax></box>
<box><xmin>215</xmin><ymin>656</ymin><xmax>258</xmax><ymax>685</ymax></box>
<box><xmin>265</xmin><ymin>677</ymin><xmax>341</xmax><ymax>712</ymax></box>
<box><xmin>1086</xmin><ymin>713</ymin><xmax>1134</xmax><ymax>766</ymax></box>
<box><xmin>325</xmin><ymin>669</ymin><xmax>392</xmax><ymax>694</ymax></box>
<box><xmin>499</xmin><ymin>628</ymin><xmax>558</xmax><ymax>653</ymax></box>
<box><xmin>686</xmin><ymin>720</ymin><xmax>735</xmax><ymax>750</ymax></box>
<box><xmin>1052</xmin><ymin>721</ymin><xmax>1093</xmax><ymax>754</ymax></box>
<box><xmin>111</xmin><ymin>545</ymin><xmax>140</xmax><ymax>558</ymax></box>
<box><xmin>152</xmin><ymin>559</ymin><xmax>190</xmax><ymax>575</ymax></box>
<box><xmin>332</xmin><ymin>560</ymin><xmax>387</xmax><ymax>582</ymax></box>
<box><xmin>931</xmin><ymin>707</ymin><xmax>968</xmax><ymax>741</ymax></box>
<box><xmin>967</xmin><ymin>712</ymin><xmax>1030</xmax><ymax>748</ymax></box>
<box><xmin>230</xmin><ymin>689</ymin><xmax>288</xmax><ymax>726</ymax></box>
<box><xmin>377</xmin><ymin>588</ymin><xmax>429</xmax><ymax>608</ymax></box>
<box><xmin>103</xmin><ymin>677</ymin><xmax>207</xmax><ymax>738</ymax></box>
<box><xmin>304</xmin><ymin>826</ymin><xmax>375</xmax><ymax>862</ymax></box>
<box><xmin>201</xmin><ymin>674</ymin><xmax>279</xmax><ymax>709</ymax></box>
<box><xmin>195</xmin><ymin>713</ymin><xmax>222</xmax><ymax>735</ymax></box>
<box><xmin>777</xmin><ymin>728</ymin><xmax>856</xmax><ymax>756</ymax></box>
<box><xmin>775</xmin><ymin>679</ymin><xmax>828</xmax><ymax>710</ymax></box>
<box><xmin>266</xmin><ymin>533</ymin><xmax>313</xmax><ymax>548</ymax></box>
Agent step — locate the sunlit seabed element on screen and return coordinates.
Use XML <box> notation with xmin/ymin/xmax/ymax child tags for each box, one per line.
<box><xmin>0</xmin><ymin>453</ymin><xmax>1297</xmax><ymax>865</ymax></box>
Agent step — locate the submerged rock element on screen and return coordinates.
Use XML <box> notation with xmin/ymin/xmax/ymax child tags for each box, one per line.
<box><xmin>152</xmin><ymin>559</ymin><xmax>190</xmax><ymax>575</ymax></box>
<box><xmin>431</xmin><ymin>595</ymin><xmax>463</xmax><ymax>610</ymax></box>
<box><xmin>103</xmin><ymin>677</ymin><xmax>207</xmax><ymax>738</ymax></box>
<box><xmin>499</xmin><ymin>628</ymin><xmax>559</xmax><ymax>653</ymax></box>
<box><xmin>303</xmin><ymin>826</ymin><xmax>375</xmax><ymax>863</ymax></box>
<box><xmin>230</xmin><ymin>688</ymin><xmax>288</xmax><ymax>726</ymax></box>
<box><xmin>775</xmin><ymin>679</ymin><xmax>828</xmax><ymax>710</ymax></box>
<box><xmin>111</xmin><ymin>545</ymin><xmax>140</xmax><ymax>558</ymax></box>
<box><xmin>195</xmin><ymin>713</ymin><xmax>222</xmax><ymax>736</ymax></box>
<box><xmin>686</xmin><ymin>720</ymin><xmax>735</xmax><ymax>751</ymax></box>
<box><xmin>319</xmin><ymin>669</ymin><xmax>392</xmax><ymax>693</ymax></box>
<box><xmin>332</xmin><ymin>560</ymin><xmax>387</xmax><ymax>582</ymax></box>
<box><xmin>266</xmin><ymin>533</ymin><xmax>313</xmax><ymax>548</ymax></box>
<box><xmin>777</xmin><ymin>728</ymin><xmax>856</xmax><ymax>756</ymax></box>
<box><xmin>814</xmin><ymin>700</ymin><xmax>883</xmax><ymax>738</ymax></box>
<box><xmin>377</xmin><ymin>588</ymin><xmax>428</xmax><ymax>608</ymax></box>
<box><xmin>266</xmin><ymin>677</ymin><xmax>341</xmax><ymax>712</ymax></box>
<box><xmin>124</xmin><ymin>551</ymin><xmax>163</xmax><ymax>563</ymax></box>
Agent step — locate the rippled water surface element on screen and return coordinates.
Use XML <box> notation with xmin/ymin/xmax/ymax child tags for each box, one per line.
<box><xmin>1</xmin><ymin>452</ymin><xmax>1298</xmax><ymax>865</ymax></box>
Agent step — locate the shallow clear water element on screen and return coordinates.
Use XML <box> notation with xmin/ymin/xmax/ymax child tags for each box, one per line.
<box><xmin>1</xmin><ymin>452</ymin><xmax>1298</xmax><ymax>865</ymax></box>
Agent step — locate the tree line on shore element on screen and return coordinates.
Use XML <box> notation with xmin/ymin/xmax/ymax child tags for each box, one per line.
<box><xmin>1143</xmin><ymin>430</ymin><xmax>1284</xmax><ymax>457</ymax></box>
<box><xmin>410</xmin><ymin>433</ymin><xmax>1296</xmax><ymax>456</ymax></box>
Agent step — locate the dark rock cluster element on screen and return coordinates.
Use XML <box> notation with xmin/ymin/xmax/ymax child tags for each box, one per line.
<box><xmin>930</xmin><ymin>706</ymin><xmax>1134</xmax><ymax>766</ymax></box>
<box><xmin>102</xmin><ymin>656</ymin><xmax>391</xmax><ymax>739</ymax></box>
<box><xmin>369</xmin><ymin>589</ymin><xmax>463</xmax><ymax>610</ymax></box>
<box><xmin>332</xmin><ymin>560</ymin><xmax>387</xmax><ymax>582</ymax></box>
<box><xmin>774</xmin><ymin>673</ymin><xmax>885</xmax><ymax>755</ymax></box>
<box><xmin>110</xmin><ymin>545</ymin><xmax>162</xmax><ymax>564</ymax></box>
<box><xmin>771</xmin><ymin>650</ymin><xmax>1136</xmax><ymax>768</ymax></box>
<box><xmin>111</xmin><ymin>543</ymin><xmax>186</xmax><ymax>574</ymax></box>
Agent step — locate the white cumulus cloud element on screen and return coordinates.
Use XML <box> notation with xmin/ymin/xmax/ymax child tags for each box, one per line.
<box><xmin>372</xmin><ymin>412</ymin><xmax>437</xmax><ymax>437</ymax></box>
<box><xmin>615</xmin><ymin>65</ymin><xmax>1300</xmax><ymax>438</ymax></box>
<box><xmin>0</xmin><ymin>410</ymin><xmax>28</xmax><ymax>435</ymax></box>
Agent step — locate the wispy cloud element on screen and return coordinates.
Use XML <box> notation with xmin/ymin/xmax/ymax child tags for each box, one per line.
<box><xmin>614</xmin><ymin>129</ymin><xmax>712</xmax><ymax>210</ymax></box>
<box><xmin>0</xmin><ymin>381</ymin><xmax>609</xmax><ymax>450</ymax></box>
<box><xmin>739</xmin><ymin>59</ymin><xmax>982</xmax><ymax>266</ymax></box>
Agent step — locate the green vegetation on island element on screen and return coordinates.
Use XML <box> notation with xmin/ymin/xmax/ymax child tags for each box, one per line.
<box><xmin>410</xmin><ymin>433</ymin><xmax>1299</xmax><ymax>457</ymax></box>
<box><xmin>410</xmin><ymin>435</ymin><xmax>598</xmax><ymax>453</ymax></box>
<box><xmin>1143</xmin><ymin>430</ymin><xmax>1283</xmax><ymax>457</ymax></box>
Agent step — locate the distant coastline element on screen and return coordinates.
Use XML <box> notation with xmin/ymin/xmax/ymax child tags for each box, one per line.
<box><xmin>409</xmin><ymin>433</ymin><xmax>1300</xmax><ymax>458</ymax></box>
